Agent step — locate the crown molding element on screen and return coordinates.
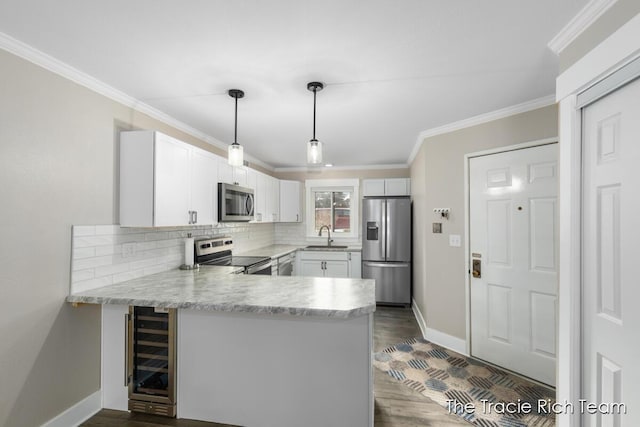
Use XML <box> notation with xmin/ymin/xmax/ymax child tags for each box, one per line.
<box><xmin>547</xmin><ymin>0</ymin><xmax>618</xmax><ymax>55</ymax></box>
<box><xmin>0</xmin><ymin>31</ymin><xmax>274</xmax><ymax>171</ymax></box>
<box><xmin>274</xmin><ymin>163</ymin><xmax>408</xmax><ymax>173</ymax></box>
<box><xmin>407</xmin><ymin>94</ymin><xmax>556</xmax><ymax>165</ymax></box>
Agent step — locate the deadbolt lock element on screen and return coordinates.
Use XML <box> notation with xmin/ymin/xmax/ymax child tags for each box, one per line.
<box><xmin>472</xmin><ymin>259</ymin><xmax>481</xmax><ymax>278</ymax></box>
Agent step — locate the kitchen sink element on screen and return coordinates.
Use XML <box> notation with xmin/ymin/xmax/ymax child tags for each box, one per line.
<box><xmin>305</xmin><ymin>245</ymin><xmax>349</xmax><ymax>249</ymax></box>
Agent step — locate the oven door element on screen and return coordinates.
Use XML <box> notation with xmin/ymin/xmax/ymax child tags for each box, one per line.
<box><xmin>218</xmin><ymin>183</ymin><xmax>254</xmax><ymax>222</ymax></box>
<box><xmin>246</xmin><ymin>260</ymin><xmax>273</xmax><ymax>275</ymax></box>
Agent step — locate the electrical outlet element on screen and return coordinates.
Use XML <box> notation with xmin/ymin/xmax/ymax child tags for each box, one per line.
<box><xmin>122</xmin><ymin>242</ymin><xmax>136</xmax><ymax>258</ymax></box>
<box><xmin>449</xmin><ymin>234</ymin><xmax>461</xmax><ymax>247</ymax></box>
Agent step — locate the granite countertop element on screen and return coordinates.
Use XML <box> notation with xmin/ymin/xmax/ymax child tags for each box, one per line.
<box><xmin>66</xmin><ymin>265</ymin><xmax>375</xmax><ymax>318</ymax></box>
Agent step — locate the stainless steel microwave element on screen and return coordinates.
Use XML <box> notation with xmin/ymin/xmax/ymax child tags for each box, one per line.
<box><xmin>218</xmin><ymin>183</ymin><xmax>254</xmax><ymax>222</ymax></box>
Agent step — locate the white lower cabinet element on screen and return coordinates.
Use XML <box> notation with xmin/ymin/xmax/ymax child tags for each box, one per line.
<box><xmin>297</xmin><ymin>251</ymin><xmax>361</xmax><ymax>278</ymax></box>
<box><xmin>102</xmin><ymin>304</ymin><xmax>129</xmax><ymax>411</ymax></box>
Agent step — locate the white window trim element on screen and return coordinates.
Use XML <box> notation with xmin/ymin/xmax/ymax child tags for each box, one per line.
<box><xmin>305</xmin><ymin>179</ymin><xmax>359</xmax><ymax>240</ymax></box>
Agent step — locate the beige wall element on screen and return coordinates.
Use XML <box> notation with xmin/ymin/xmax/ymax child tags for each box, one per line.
<box><xmin>409</xmin><ymin>104</ymin><xmax>558</xmax><ymax>340</ymax></box>
<box><xmin>0</xmin><ymin>48</ymin><xmax>257</xmax><ymax>426</ymax></box>
<box><xmin>559</xmin><ymin>0</ymin><xmax>640</xmax><ymax>72</ymax></box>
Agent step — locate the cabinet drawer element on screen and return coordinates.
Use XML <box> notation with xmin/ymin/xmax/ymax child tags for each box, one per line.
<box><xmin>298</xmin><ymin>251</ymin><xmax>349</xmax><ymax>261</ymax></box>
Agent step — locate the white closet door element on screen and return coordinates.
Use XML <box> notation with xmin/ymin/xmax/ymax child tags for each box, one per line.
<box><xmin>582</xmin><ymin>76</ymin><xmax>640</xmax><ymax>426</ymax></box>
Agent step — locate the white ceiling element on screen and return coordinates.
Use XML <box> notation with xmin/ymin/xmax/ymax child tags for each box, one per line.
<box><xmin>0</xmin><ymin>0</ymin><xmax>587</xmax><ymax>169</ymax></box>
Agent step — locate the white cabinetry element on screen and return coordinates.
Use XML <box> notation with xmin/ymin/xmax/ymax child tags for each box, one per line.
<box><xmin>362</xmin><ymin>178</ymin><xmax>410</xmax><ymax>197</ymax></box>
<box><xmin>218</xmin><ymin>160</ymin><xmax>249</xmax><ymax>187</ymax></box>
<box><xmin>279</xmin><ymin>180</ymin><xmax>302</xmax><ymax>222</ymax></box>
<box><xmin>297</xmin><ymin>251</ymin><xmax>361</xmax><ymax>278</ymax></box>
<box><xmin>190</xmin><ymin>148</ymin><xmax>218</xmax><ymax>226</ymax></box>
<box><xmin>267</xmin><ymin>175</ymin><xmax>280</xmax><ymax>222</ymax></box>
<box><xmin>254</xmin><ymin>172</ymin><xmax>280</xmax><ymax>222</ymax></box>
<box><xmin>120</xmin><ymin>131</ymin><xmax>218</xmax><ymax>227</ymax></box>
<box><xmin>102</xmin><ymin>304</ymin><xmax>129</xmax><ymax>411</ymax></box>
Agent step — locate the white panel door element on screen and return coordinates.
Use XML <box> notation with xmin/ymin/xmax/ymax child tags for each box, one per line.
<box><xmin>582</xmin><ymin>77</ymin><xmax>640</xmax><ymax>426</ymax></box>
<box><xmin>469</xmin><ymin>144</ymin><xmax>558</xmax><ymax>385</ymax></box>
<box><xmin>190</xmin><ymin>148</ymin><xmax>217</xmax><ymax>225</ymax></box>
<box><xmin>154</xmin><ymin>134</ymin><xmax>191</xmax><ymax>226</ymax></box>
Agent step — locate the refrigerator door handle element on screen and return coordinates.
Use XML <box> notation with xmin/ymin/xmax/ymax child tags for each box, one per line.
<box><xmin>363</xmin><ymin>262</ymin><xmax>410</xmax><ymax>268</ymax></box>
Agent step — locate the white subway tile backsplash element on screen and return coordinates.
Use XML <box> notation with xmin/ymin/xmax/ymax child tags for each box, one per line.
<box><xmin>95</xmin><ymin>225</ymin><xmax>120</xmax><ymax>235</ymax></box>
<box><xmin>73</xmin><ymin>225</ymin><xmax>96</xmax><ymax>236</ymax></box>
<box><xmin>95</xmin><ymin>262</ymin><xmax>132</xmax><ymax>277</ymax></box>
<box><xmin>74</xmin><ymin>235</ymin><xmax>115</xmax><ymax>248</ymax></box>
<box><xmin>73</xmin><ymin>247</ymin><xmax>96</xmax><ymax>260</ymax></box>
<box><xmin>73</xmin><ymin>269</ymin><xmax>95</xmax><ymax>282</ymax></box>
<box><xmin>70</xmin><ymin>222</ymin><xmax>275</xmax><ymax>293</ymax></box>
<box><xmin>72</xmin><ymin>255</ymin><xmax>114</xmax><ymax>271</ymax></box>
<box><xmin>73</xmin><ymin>276</ymin><xmax>114</xmax><ymax>293</ymax></box>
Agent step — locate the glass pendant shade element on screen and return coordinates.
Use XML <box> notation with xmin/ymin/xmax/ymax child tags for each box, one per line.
<box><xmin>307</xmin><ymin>139</ymin><xmax>323</xmax><ymax>164</ymax></box>
<box><xmin>227</xmin><ymin>89</ymin><xmax>245</xmax><ymax>167</ymax></box>
<box><xmin>228</xmin><ymin>143</ymin><xmax>244</xmax><ymax>167</ymax></box>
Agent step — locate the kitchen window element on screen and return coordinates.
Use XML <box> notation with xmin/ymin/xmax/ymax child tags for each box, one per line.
<box><xmin>306</xmin><ymin>179</ymin><xmax>359</xmax><ymax>240</ymax></box>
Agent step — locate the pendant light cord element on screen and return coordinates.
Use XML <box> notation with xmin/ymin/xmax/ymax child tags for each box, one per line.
<box><xmin>234</xmin><ymin>95</ymin><xmax>238</xmax><ymax>145</ymax></box>
<box><xmin>312</xmin><ymin>88</ymin><xmax>317</xmax><ymax>141</ymax></box>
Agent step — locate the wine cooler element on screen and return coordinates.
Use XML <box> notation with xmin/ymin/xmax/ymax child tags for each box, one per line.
<box><xmin>127</xmin><ymin>306</ymin><xmax>176</xmax><ymax>417</ymax></box>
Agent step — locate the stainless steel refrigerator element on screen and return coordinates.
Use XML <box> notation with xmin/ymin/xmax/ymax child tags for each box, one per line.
<box><xmin>362</xmin><ymin>196</ymin><xmax>411</xmax><ymax>306</ymax></box>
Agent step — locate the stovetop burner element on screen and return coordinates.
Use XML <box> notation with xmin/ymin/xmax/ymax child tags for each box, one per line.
<box><xmin>194</xmin><ymin>236</ymin><xmax>271</xmax><ymax>274</ymax></box>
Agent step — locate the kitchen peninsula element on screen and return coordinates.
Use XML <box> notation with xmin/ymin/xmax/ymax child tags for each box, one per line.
<box><xmin>67</xmin><ymin>266</ymin><xmax>375</xmax><ymax>427</ymax></box>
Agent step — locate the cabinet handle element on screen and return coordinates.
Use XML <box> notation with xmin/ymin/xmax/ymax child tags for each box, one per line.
<box><xmin>124</xmin><ymin>313</ymin><xmax>130</xmax><ymax>387</ymax></box>
<box><xmin>296</xmin><ymin>214</ymin><xmax>299</xmax><ymax>222</ymax></box>
<box><xmin>193</xmin><ymin>210</ymin><xmax>198</xmax><ymax>224</ymax></box>
<box><xmin>188</xmin><ymin>211</ymin><xmax>193</xmax><ymax>224</ymax></box>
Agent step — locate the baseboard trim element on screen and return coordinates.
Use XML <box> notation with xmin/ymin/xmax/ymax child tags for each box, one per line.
<box><xmin>411</xmin><ymin>298</ymin><xmax>468</xmax><ymax>356</ymax></box>
<box><xmin>40</xmin><ymin>390</ymin><xmax>101</xmax><ymax>427</ymax></box>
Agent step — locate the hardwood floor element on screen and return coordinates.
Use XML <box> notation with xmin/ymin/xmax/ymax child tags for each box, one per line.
<box><xmin>83</xmin><ymin>307</ymin><xmax>465</xmax><ymax>427</ymax></box>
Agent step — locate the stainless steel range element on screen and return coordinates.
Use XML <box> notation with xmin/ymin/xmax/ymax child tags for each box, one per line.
<box><xmin>195</xmin><ymin>236</ymin><xmax>273</xmax><ymax>275</ymax></box>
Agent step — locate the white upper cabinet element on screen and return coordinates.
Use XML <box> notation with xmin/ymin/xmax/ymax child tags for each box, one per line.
<box><xmin>268</xmin><ymin>176</ymin><xmax>280</xmax><ymax>222</ymax></box>
<box><xmin>279</xmin><ymin>180</ymin><xmax>302</xmax><ymax>222</ymax></box>
<box><xmin>246</xmin><ymin>168</ymin><xmax>257</xmax><ymax>191</ymax></box>
<box><xmin>254</xmin><ymin>171</ymin><xmax>268</xmax><ymax>222</ymax></box>
<box><xmin>120</xmin><ymin>131</ymin><xmax>218</xmax><ymax>227</ymax></box>
<box><xmin>217</xmin><ymin>160</ymin><xmax>234</xmax><ymax>185</ymax></box>
<box><xmin>190</xmin><ymin>148</ymin><xmax>218</xmax><ymax>226</ymax></box>
<box><xmin>218</xmin><ymin>159</ymin><xmax>249</xmax><ymax>187</ymax></box>
<box><xmin>362</xmin><ymin>179</ymin><xmax>385</xmax><ymax>197</ymax></box>
<box><xmin>253</xmin><ymin>172</ymin><xmax>280</xmax><ymax>223</ymax></box>
<box><xmin>362</xmin><ymin>178</ymin><xmax>410</xmax><ymax>197</ymax></box>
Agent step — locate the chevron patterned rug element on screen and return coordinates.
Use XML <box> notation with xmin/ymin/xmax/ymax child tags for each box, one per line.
<box><xmin>373</xmin><ymin>338</ymin><xmax>556</xmax><ymax>426</ymax></box>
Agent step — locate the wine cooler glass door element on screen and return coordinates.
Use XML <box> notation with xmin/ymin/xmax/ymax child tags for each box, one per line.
<box><xmin>129</xmin><ymin>306</ymin><xmax>176</xmax><ymax>407</ymax></box>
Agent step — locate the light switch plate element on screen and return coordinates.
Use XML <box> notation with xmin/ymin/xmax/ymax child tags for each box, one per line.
<box><xmin>449</xmin><ymin>234</ymin><xmax>461</xmax><ymax>247</ymax></box>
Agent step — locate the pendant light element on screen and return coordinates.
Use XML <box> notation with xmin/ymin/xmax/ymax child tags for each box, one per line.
<box><xmin>307</xmin><ymin>82</ymin><xmax>324</xmax><ymax>164</ymax></box>
<box><xmin>227</xmin><ymin>89</ymin><xmax>245</xmax><ymax>167</ymax></box>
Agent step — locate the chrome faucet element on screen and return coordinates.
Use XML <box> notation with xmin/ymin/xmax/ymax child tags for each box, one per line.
<box><xmin>318</xmin><ymin>225</ymin><xmax>333</xmax><ymax>247</ymax></box>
